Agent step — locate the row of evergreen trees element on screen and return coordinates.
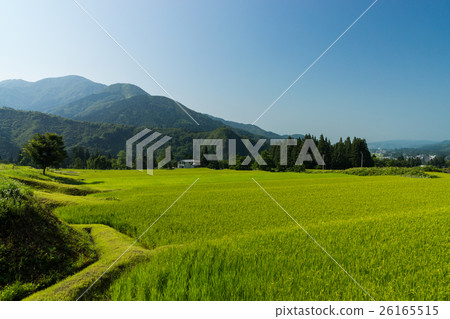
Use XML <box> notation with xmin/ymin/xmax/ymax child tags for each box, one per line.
<box><xmin>201</xmin><ymin>135</ymin><xmax>370</xmax><ymax>171</ymax></box>
<box><xmin>263</xmin><ymin>135</ymin><xmax>374</xmax><ymax>170</ymax></box>
<box><xmin>197</xmin><ymin>135</ymin><xmax>374</xmax><ymax>170</ymax></box>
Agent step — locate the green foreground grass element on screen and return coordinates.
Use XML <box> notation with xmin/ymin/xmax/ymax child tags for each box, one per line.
<box><xmin>1</xmin><ymin>165</ymin><xmax>449</xmax><ymax>300</ymax></box>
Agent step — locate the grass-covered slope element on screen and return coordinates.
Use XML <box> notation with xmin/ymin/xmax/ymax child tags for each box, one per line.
<box><xmin>0</xmin><ymin>177</ymin><xmax>96</xmax><ymax>300</ymax></box>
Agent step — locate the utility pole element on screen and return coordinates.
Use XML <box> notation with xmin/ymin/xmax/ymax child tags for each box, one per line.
<box><xmin>361</xmin><ymin>151</ymin><xmax>364</xmax><ymax>168</ymax></box>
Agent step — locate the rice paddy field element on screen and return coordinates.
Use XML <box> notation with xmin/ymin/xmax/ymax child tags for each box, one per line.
<box><xmin>2</xmin><ymin>165</ymin><xmax>449</xmax><ymax>300</ymax></box>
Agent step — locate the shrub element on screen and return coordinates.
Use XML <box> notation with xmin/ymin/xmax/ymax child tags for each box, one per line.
<box><xmin>422</xmin><ymin>166</ymin><xmax>446</xmax><ymax>173</ymax></box>
<box><xmin>0</xmin><ymin>281</ymin><xmax>38</xmax><ymax>301</ymax></box>
<box><xmin>0</xmin><ymin>179</ymin><xmax>32</xmax><ymax>219</ymax></box>
<box><xmin>341</xmin><ymin>167</ymin><xmax>435</xmax><ymax>178</ymax></box>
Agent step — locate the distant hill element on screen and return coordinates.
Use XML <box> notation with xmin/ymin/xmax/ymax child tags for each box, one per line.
<box><xmin>64</xmin><ymin>94</ymin><xmax>225</xmax><ymax>132</ymax></box>
<box><xmin>400</xmin><ymin>140</ymin><xmax>450</xmax><ymax>156</ymax></box>
<box><xmin>0</xmin><ymin>107</ymin><xmax>264</xmax><ymax>161</ymax></box>
<box><xmin>0</xmin><ymin>107</ymin><xmax>135</xmax><ymax>159</ymax></box>
<box><xmin>206</xmin><ymin>115</ymin><xmax>281</xmax><ymax>138</ymax></box>
<box><xmin>49</xmin><ymin>83</ymin><xmax>148</xmax><ymax>118</ymax></box>
<box><xmin>371</xmin><ymin>140</ymin><xmax>450</xmax><ymax>158</ymax></box>
<box><xmin>280</xmin><ymin>133</ymin><xmax>305</xmax><ymax>139</ymax></box>
<box><xmin>368</xmin><ymin>140</ymin><xmax>437</xmax><ymax>150</ymax></box>
<box><xmin>205</xmin><ymin>114</ymin><xmax>304</xmax><ymax>140</ymax></box>
<box><xmin>421</xmin><ymin>140</ymin><xmax>450</xmax><ymax>154</ymax></box>
<box><xmin>0</xmin><ymin>75</ymin><xmax>106</xmax><ymax>112</ymax></box>
<box><xmin>0</xmin><ymin>75</ymin><xmax>306</xmax><ymax>160</ymax></box>
<box><xmin>0</xmin><ymin>76</ymin><xmax>267</xmax><ymax>134</ymax></box>
<box><xmin>0</xmin><ymin>75</ymin><xmax>298</xmax><ymax>137</ymax></box>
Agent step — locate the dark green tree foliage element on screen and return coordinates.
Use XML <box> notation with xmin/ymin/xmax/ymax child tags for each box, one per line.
<box><xmin>86</xmin><ymin>150</ymin><xmax>112</xmax><ymax>170</ymax></box>
<box><xmin>331</xmin><ymin>138</ymin><xmax>346</xmax><ymax>169</ymax></box>
<box><xmin>199</xmin><ymin>146</ymin><xmax>209</xmax><ymax>168</ymax></box>
<box><xmin>429</xmin><ymin>156</ymin><xmax>446</xmax><ymax>168</ymax></box>
<box><xmin>69</xmin><ymin>146</ymin><xmax>90</xmax><ymax>169</ymax></box>
<box><xmin>343</xmin><ymin>137</ymin><xmax>353</xmax><ymax>168</ymax></box>
<box><xmin>373</xmin><ymin>156</ymin><xmax>423</xmax><ymax>168</ymax></box>
<box><xmin>317</xmin><ymin>135</ymin><xmax>332</xmax><ymax>169</ymax></box>
<box><xmin>22</xmin><ymin>133</ymin><xmax>67</xmax><ymax>175</ymax></box>
<box><xmin>350</xmin><ymin>137</ymin><xmax>374</xmax><ymax>168</ymax></box>
<box><xmin>114</xmin><ymin>150</ymin><xmax>127</xmax><ymax>169</ymax></box>
<box><xmin>254</xmin><ymin>135</ymin><xmax>375</xmax><ymax>171</ymax></box>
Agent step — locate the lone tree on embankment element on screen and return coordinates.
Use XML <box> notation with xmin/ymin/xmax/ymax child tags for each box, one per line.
<box><xmin>23</xmin><ymin>133</ymin><xmax>67</xmax><ymax>175</ymax></box>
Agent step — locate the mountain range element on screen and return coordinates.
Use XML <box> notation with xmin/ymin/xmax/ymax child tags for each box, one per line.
<box><xmin>0</xmin><ymin>75</ymin><xmax>302</xmax><ymax>160</ymax></box>
<box><xmin>1</xmin><ymin>75</ymin><xmax>447</xmax><ymax>161</ymax></box>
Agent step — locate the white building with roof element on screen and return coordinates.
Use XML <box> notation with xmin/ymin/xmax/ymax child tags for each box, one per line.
<box><xmin>177</xmin><ymin>159</ymin><xmax>200</xmax><ymax>168</ymax></box>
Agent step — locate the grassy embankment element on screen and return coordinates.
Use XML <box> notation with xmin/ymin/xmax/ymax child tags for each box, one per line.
<box><xmin>0</xmin><ymin>165</ymin><xmax>151</xmax><ymax>300</ymax></box>
<box><xmin>0</xmin><ymin>171</ymin><xmax>95</xmax><ymax>300</ymax></box>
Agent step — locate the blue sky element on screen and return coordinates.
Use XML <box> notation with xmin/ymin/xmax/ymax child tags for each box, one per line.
<box><xmin>1</xmin><ymin>0</ymin><xmax>449</xmax><ymax>142</ymax></box>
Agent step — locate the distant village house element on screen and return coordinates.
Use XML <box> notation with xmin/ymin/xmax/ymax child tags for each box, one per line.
<box><xmin>177</xmin><ymin>159</ymin><xmax>200</xmax><ymax>168</ymax></box>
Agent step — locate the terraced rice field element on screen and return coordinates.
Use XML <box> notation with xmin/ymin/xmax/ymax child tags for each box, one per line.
<box><xmin>2</xmin><ymin>165</ymin><xmax>449</xmax><ymax>300</ymax></box>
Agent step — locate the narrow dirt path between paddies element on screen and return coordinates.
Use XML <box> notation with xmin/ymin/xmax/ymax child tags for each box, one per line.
<box><xmin>24</xmin><ymin>224</ymin><xmax>152</xmax><ymax>301</ymax></box>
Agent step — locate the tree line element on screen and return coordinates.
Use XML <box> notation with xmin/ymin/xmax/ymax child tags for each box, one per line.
<box><xmin>2</xmin><ymin>132</ymin><xmax>448</xmax><ymax>174</ymax></box>
<box><xmin>200</xmin><ymin>135</ymin><xmax>374</xmax><ymax>171</ymax></box>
